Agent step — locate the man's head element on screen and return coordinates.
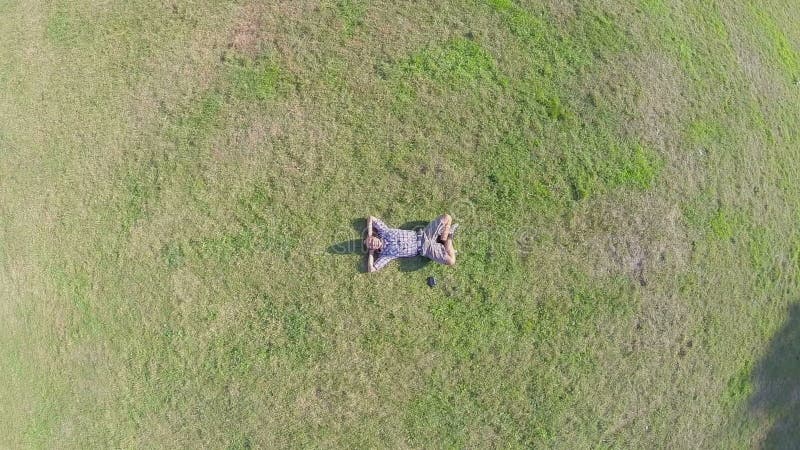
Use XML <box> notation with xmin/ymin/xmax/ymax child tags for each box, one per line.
<box><xmin>365</xmin><ymin>236</ymin><xmax>382</xmax><ymax>251</ymax></box>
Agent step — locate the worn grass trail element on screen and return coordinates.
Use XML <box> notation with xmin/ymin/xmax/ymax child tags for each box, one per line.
<box><xmin>1</xmin><ymin>0</ymin><xmax>799</xmax><ymax>447</ymax></box>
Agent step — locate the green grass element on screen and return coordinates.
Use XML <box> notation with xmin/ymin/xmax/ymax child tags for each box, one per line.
<box><xmin>336</xmin><ymin>0</ymin><xmax>366</xmax><ymax>36</ymax></box>
<box><xmin>748</xmin><ymin>1</ymin><xmax>800</xmax><ymax>81</ymax></box>
<box><xmin>2</xmin><ymin>0</ymin><xmax>800</xmax><ymax>447</ymax></box>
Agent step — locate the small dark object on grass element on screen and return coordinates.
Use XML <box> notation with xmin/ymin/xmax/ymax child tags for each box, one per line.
<box><xmin>427</xmin><ymin>276</ymin><xmax>437</xmax><ymax>288</ymax></box>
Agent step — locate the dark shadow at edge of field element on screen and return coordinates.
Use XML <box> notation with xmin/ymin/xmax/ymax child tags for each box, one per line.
<box><xmin>748</xmin><ymin>302</ymin><xmax>800</xmax><ymax>449</ymax></box>
<box><xmin>325</xmin><ymin>219</ymin><xmax>433</xmax><ymax>273</ymax></box>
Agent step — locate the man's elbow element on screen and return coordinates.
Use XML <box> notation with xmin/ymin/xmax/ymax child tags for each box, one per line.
<box><xmin>443</xmin><ymin>256</ymin><xmax>456</xmax><ymax>266</ymax></box>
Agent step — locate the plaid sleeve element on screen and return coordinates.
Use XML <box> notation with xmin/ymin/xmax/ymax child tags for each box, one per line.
<box><xmin>372</xmin><ymin>218</ymin><xmax>389</xmax><ymax>235</ymax></box>
<box><xmin>373</xmin><ymin>254</ymin><xmax>395</xmax><ymax>271</ymax></box>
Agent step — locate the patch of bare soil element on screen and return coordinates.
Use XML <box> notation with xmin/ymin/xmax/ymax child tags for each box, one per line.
<box><xmin>609</xmin><ymin>235</ymin><xmax>648</xmax><ymax>286</ymax></box>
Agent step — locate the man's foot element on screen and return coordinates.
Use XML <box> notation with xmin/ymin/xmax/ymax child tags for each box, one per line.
<box><xmin>448</xmin><ymin>223</ymin><xmax>459</xmax><ymax>240</ymax></box>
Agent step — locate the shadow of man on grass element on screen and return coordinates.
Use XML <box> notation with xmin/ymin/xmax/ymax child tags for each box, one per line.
<box><xmin>325</xmin><ymin>219</ymin><xmax>367</xmax><ymax>272</ymax></box>
<box><xmin>748</xmin><ymin>302</ymin><xmax>800</xmax><ymax>448</ymax></box>
<box><xmin>325</xmin><ymin>218</ymin><xmax>432</xmax><ymax>273</ymax></box>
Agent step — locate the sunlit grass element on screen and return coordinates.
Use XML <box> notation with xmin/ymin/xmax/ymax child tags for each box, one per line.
<box><xmin>1</xmin><ymin>0</ymin><xmax>799</xmax><ymax>447</ymax></box>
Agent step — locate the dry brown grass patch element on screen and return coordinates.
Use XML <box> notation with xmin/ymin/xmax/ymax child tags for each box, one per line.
<box><xmin>229</xmin><ymin>3</ymin><xmax>266</xmax><ymax>57</ymax></box>
<box><xmin>545</xmin><ymin>0</ymin><xmax>577</xmax><ymax>25</ymax></box>
<box><xmin>564</xmin><ymin>190</ymin><xmax>692</xmax><ymax>289</ymax></box>
<box><xmin>631</xmin><ymin>53</ymin><xmax>689</xmax><ymax>152</ymax></box>
<box><xmin>731</xmin><ymin>39</ymin><xmax>788</xmax><ymax>100</ymax></box>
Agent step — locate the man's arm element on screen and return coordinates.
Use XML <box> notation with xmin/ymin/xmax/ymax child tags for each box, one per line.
<box><xmin>367</xmin><ymin>250</ymin><xmax>376</xmax><ymax>272</ymax></box>
<box><xmin>437</xmin><ymin>214</ymin><xmax>452</xmax><ymax>242</ymax></box>
<box><xmin>371</xmin><ymin>255</ymin><xmax>395</xmax><ymax>272</ymax></box>
<box><xmin>370</xmin><ymin>216</ymin><xmax>389</xmax><ymax>235</ymax></box>
<box><xmin>442</xmin><ymin>236</ymin><xmax>456</xmax><ymax>265</ymax></box>
<box><xmin>367</xmin><ymin>216</ymin><xmax>373</xmax><ymax>237</ymax></box>
<box><xmin>441</xmin><ymin>221</ymin><xmax>451</xmax><ymax>241</ymax></box>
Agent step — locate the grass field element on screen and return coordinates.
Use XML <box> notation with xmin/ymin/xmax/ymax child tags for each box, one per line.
<box><xmin>1</xmin><ymin>0</ymin><xmax>799</xmax><ymax>447</ymax></box>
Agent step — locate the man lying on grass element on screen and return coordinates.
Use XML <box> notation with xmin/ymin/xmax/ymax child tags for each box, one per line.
<box><xmin>364</xmin><ymin>214</ymin><xmax>458</xmax><ymax>272</ymax></box>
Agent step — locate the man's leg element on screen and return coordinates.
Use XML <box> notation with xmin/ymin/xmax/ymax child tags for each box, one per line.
<box><xmin>421</xmin><ymin>241</ymin><xmax>450</xmax><ymax>265</ymax></box>
<box><xmin>423</xmin><ymin>214</ymin><xmax>451</xmax><ymax>242</ymax></box>
<box><xmin>421</xmin><ymin>214</ymin><xmax>456</xmax><ymax>265</ymax></box>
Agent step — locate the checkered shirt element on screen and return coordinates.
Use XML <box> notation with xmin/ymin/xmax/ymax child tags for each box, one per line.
<box><xmin>372</xmin><ymin>218</ymin><xmax>422</xmax><ymax>271</ymax></box>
